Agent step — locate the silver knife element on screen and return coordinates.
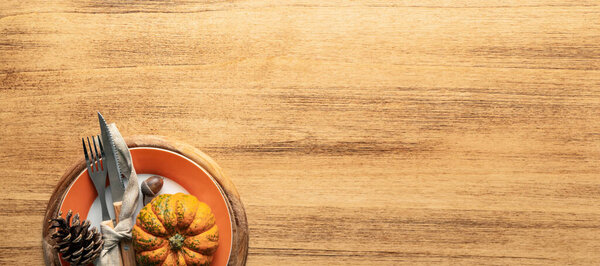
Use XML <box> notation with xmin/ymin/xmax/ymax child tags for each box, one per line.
<box><xmin>98</xmin><ymin>112</ymin><xmax>125</xmax><ymax>223</ymax></box>
<box><xmin>98</xmin><ymin>112</ymin><xmax>136</xmax><ymax>266</ymax></box>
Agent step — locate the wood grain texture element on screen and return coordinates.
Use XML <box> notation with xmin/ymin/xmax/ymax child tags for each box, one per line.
<box><xmin>1</xmin><ymin>0</ymin><xmax>600</xmax><ymax>265</ymax></box>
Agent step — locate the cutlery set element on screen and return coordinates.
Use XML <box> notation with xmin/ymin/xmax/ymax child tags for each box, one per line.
<box><xmin>82</xmin><ymin>113</ymin><xmax>135</xmax><ymax>266</ymax></box>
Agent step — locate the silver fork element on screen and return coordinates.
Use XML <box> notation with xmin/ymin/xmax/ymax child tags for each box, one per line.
<box><xmin>83</xmin><ymin>136</ymin><xmax>111</xmax><ymax>221</ymax></box>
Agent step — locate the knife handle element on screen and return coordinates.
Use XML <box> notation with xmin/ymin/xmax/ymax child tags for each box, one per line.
<box><xmin>100</xmin><ymin>219</ymin><xmax>124</xmax><ymax>266</ymax></box>
<box><xmin>114</xmin><ymin>201</ymin><xmax>137</xmax><ymax>266</ymax></box>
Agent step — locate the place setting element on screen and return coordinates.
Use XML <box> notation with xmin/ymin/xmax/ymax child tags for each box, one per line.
<box><xmin>42</xmin><ymin>113</ymin><xmax>248</xmax><ymax>266</ymax></box>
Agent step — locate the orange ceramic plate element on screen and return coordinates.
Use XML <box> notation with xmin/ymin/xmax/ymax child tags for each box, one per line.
<box><xmin>59</xmin><ymin>147</ymin><xmax>232</xmax><ymax>265</ymax></box>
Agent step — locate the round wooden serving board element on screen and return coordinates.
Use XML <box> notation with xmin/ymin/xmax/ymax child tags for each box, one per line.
<box><xmin>42</xmin><ymin>135</ymin><xmax>249</xmax><ymax>266</ymax></box>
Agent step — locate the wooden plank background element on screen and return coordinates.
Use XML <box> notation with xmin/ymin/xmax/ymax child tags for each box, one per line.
<box><xmin>1</xmin><ymin>0</ymin><xmax>600</xmax><ymax>264</ymax></box>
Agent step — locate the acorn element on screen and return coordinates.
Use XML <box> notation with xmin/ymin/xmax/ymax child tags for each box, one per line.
<box><xmin>141</xmin><ymin>175</ymin><xmax>164</xmax><ymax>205</ymax></box>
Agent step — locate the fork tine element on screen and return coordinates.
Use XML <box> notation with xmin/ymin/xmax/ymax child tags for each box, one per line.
<box><xmin>97</xmin><ymin>135</ymin><xmax>105</xmax><ymax>170</ymax></box>
<box><xmin>82</xmin><ymin>138</ymin><xmax>90</xmax><ymax>167</ymax></box>
<box><xmin>92</xmin><ymin>136</ymin><xmax>101</xmax><ymax>172</ymax></box>
<box><xmin>86</xmin><ymin>137</ymin><xmax>95</xmax><ymax>172</ymax></box>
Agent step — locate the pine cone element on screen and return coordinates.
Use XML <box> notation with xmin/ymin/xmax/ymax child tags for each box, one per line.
<box><xmin>49</xmin><ymin>210</ymin><xmax>104</xmax><ymax>265</ymax></box>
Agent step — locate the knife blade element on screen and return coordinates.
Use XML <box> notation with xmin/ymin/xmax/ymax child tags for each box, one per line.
<box><xmin>98</xmin><ymin>112</ymin><xmax>132</xmax><ymax>266</ymax></box>
<box><xmin>98</xmin><ymin>112</ymin><xmax>125</xmax><ymax>207</ymax></box>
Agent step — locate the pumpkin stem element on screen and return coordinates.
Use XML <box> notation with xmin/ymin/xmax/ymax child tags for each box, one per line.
<box><xmin>169</xmin><ymin>234</ymin><xmax>185</xmax><ymax>250</ymax></box>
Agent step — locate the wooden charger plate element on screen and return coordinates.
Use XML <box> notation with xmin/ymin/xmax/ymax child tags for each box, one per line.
<box><xmin>42</xmin><ymin>136</ymin><xmax>248</xmax><ymax>266</ymax></box>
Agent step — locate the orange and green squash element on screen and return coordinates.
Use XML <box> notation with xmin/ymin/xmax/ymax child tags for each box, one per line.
<box><xmin>132</xmin><ymin>193</ymin><xmax>219</xmax><ymax>266</ymax></box>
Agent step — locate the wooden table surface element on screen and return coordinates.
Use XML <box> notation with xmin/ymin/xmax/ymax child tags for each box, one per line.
<box><xmin>1</xmin><ymin>1</ymin><xmax>600</xmax><ymax>265</ymax></box>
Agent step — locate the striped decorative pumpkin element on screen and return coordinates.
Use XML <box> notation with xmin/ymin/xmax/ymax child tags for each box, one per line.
<box><xmin>132</xmin><ymin>193</ymin><xmax>219</xmax><ymax>266</ymax></box>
